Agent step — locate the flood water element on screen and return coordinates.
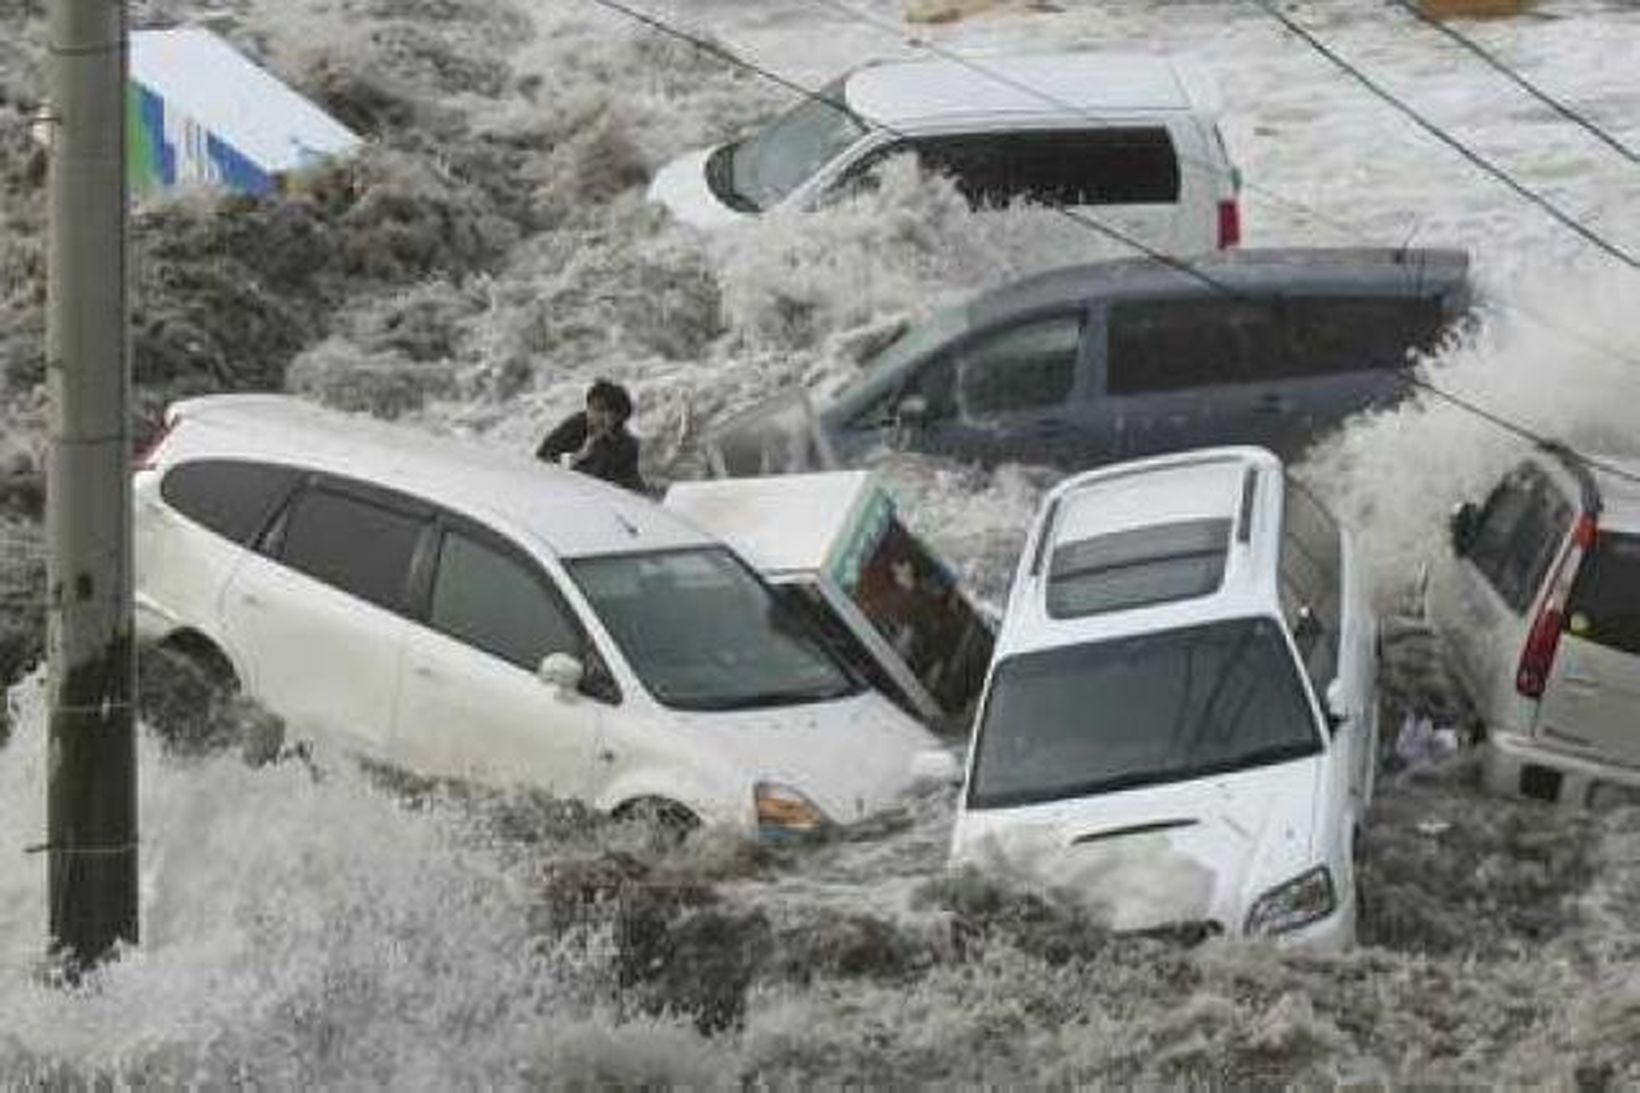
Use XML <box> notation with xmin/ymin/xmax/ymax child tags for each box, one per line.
<box><xmin>3</xmin><ymin>0</ymin><xmax>1640</xmax><ymax>1082</ymax></box>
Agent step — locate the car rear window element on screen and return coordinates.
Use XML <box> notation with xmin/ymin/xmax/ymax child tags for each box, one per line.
<box><xmin>916</xmin><ymin>128</ymin><xmax>1181</xmax><ymax>208</ymax></box>
<box><xmin>968</xmin><ymin>616</ymin><xmax>1320</xmax><ymax>809</ymax></box>
<box><xmin>160</xmin><ymin>459</ymin><xmax>300</xmax><ymax>546</ymax></box>
<box><xmin>1566</xmin><ymin>531</ymin><xmax>1640</xmax><ymax>656</ymax></box>
<box><xmin>1047</xmin><ymin>517</ymin><xmax>1230</xmax><ymax>618</ymax></box>
<box><xmin>1106</xmin><ymin>295</ymin><xmax>1446</xmax><ymax>395</ymax></box>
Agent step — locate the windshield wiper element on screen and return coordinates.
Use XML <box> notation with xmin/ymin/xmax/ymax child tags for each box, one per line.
<box><xmin>689</xmin><ymin>681</ymin><xmax>860</xmax><ymax>712</ymax></box>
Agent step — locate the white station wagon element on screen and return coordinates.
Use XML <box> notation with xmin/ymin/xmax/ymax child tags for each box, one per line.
<box><xmin>649</xmin><ymin>51</ymin><xmax>1242</xmax><ymax>255</ymax></box>
<box><xmin>133</xmin><ymin>395</ymin><xmax>950</xmax><ymax>835</ymax></box>
<box><xmin>951</xmin><ymin>448</ymin><xmax>1378</xmax><ymax>947</ymax></box>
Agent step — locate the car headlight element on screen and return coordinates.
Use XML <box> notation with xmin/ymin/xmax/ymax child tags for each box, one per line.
<box><xmin>754</xmin><ymin>781</ymin><xmax>829</xmax><ymax>838</ymax></box>
<box><xmin>1244</xmin><ymin>865</ymin><xmax>1336</xmax><ymax>937</ymax></box>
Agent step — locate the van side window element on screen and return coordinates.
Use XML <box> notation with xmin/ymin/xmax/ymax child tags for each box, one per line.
<box><xmin>278</xmin><ymin>485</ymin><xmax>426</xmax><ymax>612</ymax></box>
<box><xmin>1278</xmin><ymin>481</ymin><xmax>1342</xmax><ymax>693</ymax></box>
<box><xmin>956</xmin><ymin>314</ymin><xmax>1081</xmax><ymax>416</ymax></box>
<box><xmin>428</xmin><ymin>529</ymin><xmax>583</xmax><ymax>672</ymax></box>
<box><xmin>1107</xmin><ymin>298</ymin><xmax>1281</xmax><ymax>393</ymax></box>
<box><xmin>915</xmin><ymin>129</ymin><xmax>1181</xmax><ymax>207</ymax></box>
<box><xmin>160</xmin><ymin>460</ymin><xmax>300</xmax><ymax>546</ymax></box>
<box><xmin>1469</xmin><ymin>468</ymin><xmax>1573</xmax><ymax>613</ymax></box>
<box><xmin>1566</xmin><ymin>532</ymin><xmax>1640</xmax><ymax>656</ymax></box>
<box><xmin>1107</xmin><ymin>295</ymin><xmax>1447</xmax><ymax>394</ymax></box>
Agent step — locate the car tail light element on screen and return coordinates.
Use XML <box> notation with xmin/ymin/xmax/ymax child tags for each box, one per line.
<box><xmin>1217</xmin><ymin>200</ymin><xmax>1241</xmax><ymax>249</ymax></box>
<box><xmin>1516</xmin><ymin>512</ymin><xmax>1597</xmax><ymax>698</ymax></box>
<box><xmin>133</xmin><ymin>418</ymin><xmax>174</xmax><ymax>472</ymax></box>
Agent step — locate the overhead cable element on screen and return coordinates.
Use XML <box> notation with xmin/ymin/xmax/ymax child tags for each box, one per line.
<box><xmin>581</xmin><ymin>0</ymin><xmax>1640</xmax><ymax>488</ymax></box>
<box><xmin>1249</xmin><ymin>0</ymin><xmax>1640</xmax><ymax>273</ymax></box>
<box><xmin>1386</xmin><ymin>0</ymin><xmax>1640</xmax><ymax>167</ymax></box>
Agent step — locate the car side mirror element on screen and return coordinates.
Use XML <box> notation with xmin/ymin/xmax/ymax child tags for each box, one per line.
<box><xmin>538</xmin><ymin>652</ymin><xmax>585</xmax><ymax>695</ymax></box>
<box><xmin>1449</xmin><ymin>501</ymin><xmax>1478</xmax><ymax>557</ymax></box>
<box><xmin>1324</xmin><ymin>677</ymin><xmax>1348</xmax><ymax>734</ymax></box>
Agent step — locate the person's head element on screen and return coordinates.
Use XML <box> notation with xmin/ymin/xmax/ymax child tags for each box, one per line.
<box><xmin>585</xmin><ymin>379</ymin><xmax>633</xmax><ymax>432</ymax></box>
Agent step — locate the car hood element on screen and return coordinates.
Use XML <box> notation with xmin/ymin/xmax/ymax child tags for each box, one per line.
<box><xmin>648</xmin><ymin>146</ymin><xmax>749</xmax><ymax>229</ymax></box>
<box><xmin>951</xmin><ymin>755</ymin><xmax>1323</xmax><ymax>935</ymax></box>
<box><xmin>681</xmin><ymin>689</ymin><xmax>953</xmax><ymax>825</ymax></box>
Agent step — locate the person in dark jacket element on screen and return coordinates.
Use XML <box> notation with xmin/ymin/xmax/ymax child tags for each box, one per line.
<box><xmin>536</xmin><ymin>379</ymin><xmax>645</xmax><ymax>493</ymax></box>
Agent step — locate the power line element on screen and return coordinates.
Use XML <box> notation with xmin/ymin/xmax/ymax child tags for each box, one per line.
<box><xmin>580</xmin><ymin>0</ymin><xmax>1248</xmax><ymax>297</ymax></box>
<box><xmin>807</xmin><ymin>0</ymin><xmax>1640</xmax><ymax>383</ymax></box>
<box><xmin>1248</xmin><ymin>0</ymin><xmax>1640</xmax><ymax>273</ymax></box>
<box><xmin>582</xmin><ymin>0</ymin><xmax>1640</xmax><ymax>489</ymax></box>
<box><xmin>1386</xmin><ymin>0</ymin><xmax>1640</xmax><ymax>168</ymax></box>
<box><xmin>805</xmin><ymin>0</ymin><xmax>1370</xmax><ymax>245</ymax></box>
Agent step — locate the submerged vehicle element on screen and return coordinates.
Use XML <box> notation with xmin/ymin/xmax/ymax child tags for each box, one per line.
<box><xmin>666</xmin><ymin>470</ymin><xmax>994</xmax><ymax>735</ymax></box>
<box><xmin>951</xmin><ymin>447</ymin><xmax>1379</xmax><ymax>947</ymax></box>
<box><xmin>1430</xmin><ymin>443</ymin><xmax>1640</xmax><ymax>808</ymax></box>
<box><xmin>134</xmin><ymin>395</ymin><xmax>952</xmax><ymax>836</ymax></box>
<box><xmin>703</xmin><ymin>248</ymin><xmax>1471</xmax><ymax>477</ymax></box>
<box><xmin>649</xmin><ymin>50</ymin><xmax>1242</xmax><ymax>255</ymax></box>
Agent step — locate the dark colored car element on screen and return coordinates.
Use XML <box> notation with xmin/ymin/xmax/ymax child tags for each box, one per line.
<box><xmin>706</xmin><ymin>248</ymin><xmax>1471</xmax><ymax>476</ymax></box>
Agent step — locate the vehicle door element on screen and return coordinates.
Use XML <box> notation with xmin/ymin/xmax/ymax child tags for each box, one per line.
<box><xmin>1097</xmin><ymin>294</ymin><xmax>1276</xmax><ymax>459</ymax></box>
<box><xmin>1270</xmin><ymin>293</ymin><xmax>1439</xmax><ymax>441</ymax></box>
<box><xmin>220</xmin><ymin>475</ymin><xmax>427</xmax><ymax>752</ymax></box>
<box><xmin>394</xmin><ymin>516</ymin><xmax>610</xmax><ymax>800</ymax></box>
<box><xmin>1535</xmin><ymin>527</ymin><xmax>1640</xmax><ymax>766</ymax></box>
<box><xmin>1277</xmin><ymin>481</ymin><xmax>1358</xmax><ymax>805</ymax></box>
<box><xmin>1428</xmin><ymin>464</ymin><xmax>1575</xmax><ymax>733</ymax></box>
<box><xmin>941</xmin><ymin>309</ymin><xmax>1094</xmax><ymax>466</ymax></box>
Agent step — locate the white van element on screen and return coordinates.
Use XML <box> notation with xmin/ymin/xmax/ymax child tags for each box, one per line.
<box><xmin>950</xmin><ymin>448</ymin><xmax>1378</xmax><ymax>947</ymax></box>
<box><xmin>133</xmin><ymin>395</ymin><xmax>951</xmax><ymax>835</ymax></box>
<box><xmin>649</xmin><ymin>51</ymin><xmax>1242</xmax><ymax>255</ymax></box>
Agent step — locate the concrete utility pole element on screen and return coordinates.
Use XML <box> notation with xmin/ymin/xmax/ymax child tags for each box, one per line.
<box><xmin>45</xmin><ymin>0</ymin><xmax>136</xmax><ymax>969</ymax></box>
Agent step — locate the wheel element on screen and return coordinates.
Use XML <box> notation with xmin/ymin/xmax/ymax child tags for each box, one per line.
<box><xmin>137</xmin><ymin>633</ymin><xmax>241</xmax><ymax>754</ymax></box>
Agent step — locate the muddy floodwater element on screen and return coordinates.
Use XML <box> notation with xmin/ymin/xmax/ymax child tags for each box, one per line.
<box><xmin>3</xmin><ymin>0</ymin><xmax>1640</xmax><ymax>1083</ymax></box>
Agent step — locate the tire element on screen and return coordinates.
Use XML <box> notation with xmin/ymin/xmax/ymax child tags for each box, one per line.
<box><xmin>137</xmin><ymin>633</ymin><xmax>241</xmax><ymax>753</ymax></box>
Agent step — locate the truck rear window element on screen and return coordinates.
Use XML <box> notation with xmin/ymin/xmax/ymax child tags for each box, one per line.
<box><xmin>1567</xmin><ymin>532</ymin><xmax>1640</xmax><ymax>656</ymax></box>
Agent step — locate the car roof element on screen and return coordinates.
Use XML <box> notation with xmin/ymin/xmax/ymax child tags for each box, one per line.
<box><xmin>996</xmin><ymin>447</ymin><xmax>1287</xmax><ymax>658</ymax></box>
<box><xmin>965</xmin><ymin>247</ymin><xmax>1472</xmax><ymax>326</ymax></box>
<box><xmin>159</xmin><ymin>395</ymin><xmax>713</xmax><ymax>559</ymax></box>
<box><xmin>842</xmin><ymin>52</ymin><xmax>1204</xmax><ymax>130</ymax></box>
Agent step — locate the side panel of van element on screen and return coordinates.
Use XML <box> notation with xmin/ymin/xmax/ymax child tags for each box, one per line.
<box><xmin>1535</xmin><ymin>529</ymin><xmax>1640</xmax><ymax>764</ymax></box>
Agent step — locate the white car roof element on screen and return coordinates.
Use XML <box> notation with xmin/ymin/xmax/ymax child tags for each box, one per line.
<box><xmin>997</xmin><ymin>447</ymin><xmax>1286</xmax><ymax>659</ymax></box>
<box><xmin>842</xmin><ymin>52</ymin><xmax>1205</xmax><ymax>132</ymax></box>
<box><xmin>159</xmin><ymin>395</ymin><xmax>712</xmax><ymax>559</ymax></box>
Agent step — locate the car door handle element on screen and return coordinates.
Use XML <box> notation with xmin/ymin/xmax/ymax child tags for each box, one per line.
<box><xmin>411</xmin><ymin>664</ymin><xmax>438</xmax><ymax>680</ymax></box>
<box><xmin>598</xmin><ymin>748</ymin><xmax>616</xmax><ymax>764</ymax></box>
<box><xmin>238</xmin><ymin>590</ymin><xmax>263</xmax><ymax>608</ymax></box>
<box><xmin>1253</xmin><ymin>394</ymin><xmax>1290</xmax><ymax>413</ymax></box>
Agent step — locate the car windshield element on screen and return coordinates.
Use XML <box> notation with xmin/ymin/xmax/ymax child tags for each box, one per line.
<box><xmin>968</xmin><ymin>616</ymin><xmax>1322</xmax><ymax>809</ymax></box>
<box><xmin>1567</xmin><ymin>530</ymin><xmax>1640</xmax><ymax>656</ymax></box>
<box><xmin>727</xmin><ymin>79</ymin><xmax>867</xmax><ymax>210</ymax></box>
<box><xmin>567</xmin><ymin>547</ymin><xmax>861</xmax><ymax>711</ymax></box>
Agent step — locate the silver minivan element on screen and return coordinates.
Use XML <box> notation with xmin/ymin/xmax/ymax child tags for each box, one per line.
<box><xmin>1429</xmin><ymin>444</ymin><xmax>1640</xmax><ymax>807</ymax></box>
<box><xmin>648</xmin><ymin>51</ymin><xmax>1242</xmax><ymax>255</ymax></box>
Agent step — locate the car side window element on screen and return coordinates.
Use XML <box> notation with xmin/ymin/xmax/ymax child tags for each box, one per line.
<box><xmin>277</xmin><ymin>484</ymin><xmax>426</xmax><ymax>613</ymax></box>
<box><xmin>916</xmin><ymin>130</ymin><xmax>1181</xmax><ymax>208</ymax></box>
<box><xmin>955</xmin><ymin>314</ymin><xmax>1082</xmax><ymax>417</ymax></box>
<box><xmin>1468</xmin><ymin>467</ymin><xmax>1573</xmax><ymax>613</ymax></box>
<box><xmin>160</xmin><ymin>459</ymin><xmax>301</xmax><ymax>546</ymax></box>
<box><xmin>1278</xmin><ymin>480</ymin><xmax>1342</xmax><ymax>694</ymax></box>
<box><xmin>1107</xmin><ymin>298</ymin><xmax>1281</xmax><ymax>393</ymax></box>
<box><xmin>428</xmin><ymin>529</ymin><xmax>583</xmax><ymax>673</ymax></box>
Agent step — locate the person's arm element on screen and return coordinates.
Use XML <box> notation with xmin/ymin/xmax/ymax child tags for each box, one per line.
<box><xmin>537</xmin><ymin>412</ymin><xmax>589</xmax><ymax>462</ymax></box>
<box><xmin>573</xmin><ymin>431</ymin><xmax>645</xmax><ymax>492</ymax></box>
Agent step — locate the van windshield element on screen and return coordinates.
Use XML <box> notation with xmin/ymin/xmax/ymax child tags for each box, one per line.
<box><xmin>726</xmin><ymin>79</ymin><xmax>867</xmax><ymax>210</ymax></box>
<box><xmin>968</xmin><ymin>617</ymin><xmax>1321</xmax><ymax>809</ymax></box>
<box><xmin>568</xmin><ymin>547</ymin><xmax>861</xmax><ymax>711</ymax></box>
<box><xmin>1567</xmin><ymin>531</ymin><xmax>1640</xmax><ymax>656</ymax></box>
